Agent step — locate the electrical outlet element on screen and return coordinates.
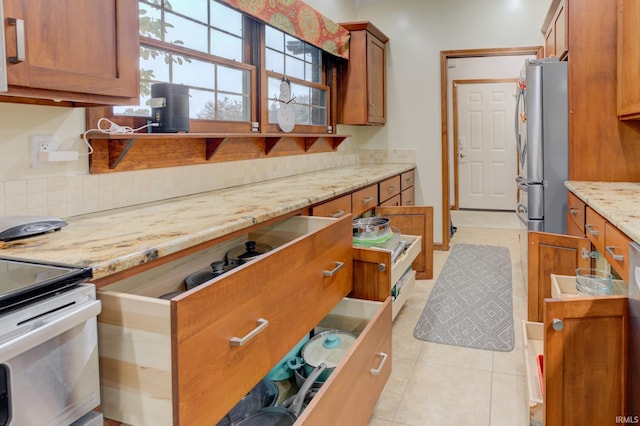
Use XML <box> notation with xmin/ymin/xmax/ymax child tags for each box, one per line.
<box><xmin>30</xmin><ymin>135</ymin><xmax>58</xmax><ymax>168</ymax></box>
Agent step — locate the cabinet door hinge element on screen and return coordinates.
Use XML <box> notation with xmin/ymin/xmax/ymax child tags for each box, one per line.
<box><xmin>582</xmin><ymin>248</ymin><xmax>598</xmax><ymax>259</ymax></box>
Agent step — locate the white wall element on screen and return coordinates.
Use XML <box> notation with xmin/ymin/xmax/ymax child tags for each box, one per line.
<box><xmin>310</xmin><ymin>0</ymin><xmax>551</xmax><ymax>244</ymax></box>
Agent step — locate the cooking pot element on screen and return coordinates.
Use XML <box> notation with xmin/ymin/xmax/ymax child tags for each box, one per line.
<box><xmin>216</xmin><ymin>379</ymin><xmax>279</xmax><ymax>426</ymax></box>
<box><xmin>226</xmin><ymin>241</ymin><xmax>273</xmax><ymax>266</ymax></box>
<box><xmin>299</xmin><ymin>330</ymin><xmax>357</xmax><ymax>382</ymax></box>
<box><xmin>352</xmin><ymin>217</ymin><xmax>391</xmax><ymax>238</ymax></box>
<box><xmin>236</xmin><ymin>363</ymin><xmax>327</xmax><ymax>426</ymax></box>
<box><xmin>184</xmin><ymin>260</ymin><xmax>234</xmax><ymax>290</ymax></box>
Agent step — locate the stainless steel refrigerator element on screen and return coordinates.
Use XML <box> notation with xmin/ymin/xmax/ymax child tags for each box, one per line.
<box><xmin>515</xmin><ymin>58</ymin><xmax>569</xmax><ymax>280</ymax></box>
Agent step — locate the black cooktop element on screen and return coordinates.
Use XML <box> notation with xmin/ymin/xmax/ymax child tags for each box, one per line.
<box><xmin>0</xmin><ymin>256</ymin><xmax>92</xmax><ymax>314</ymax></box>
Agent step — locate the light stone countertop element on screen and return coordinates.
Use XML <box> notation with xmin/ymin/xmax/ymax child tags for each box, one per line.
<box><xmin>0</xmin><ymin>163</ymin><xmax>415</xmax><ymax>279</ymax></box>
<box><xmin>565</xmin><ymin>181</ymin><xmax>640</xmax><ymax>244</ymax></box>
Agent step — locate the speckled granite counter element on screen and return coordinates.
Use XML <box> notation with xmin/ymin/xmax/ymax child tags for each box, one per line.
<box><xmin>0</xmin><ymin>163</ymin><xmax>415</xmax><ymax>278</ymax></box>
<box><xmin>565</xmin><ymin>181</ymin><xmax>640</xmax><ymax>244</ymax></box>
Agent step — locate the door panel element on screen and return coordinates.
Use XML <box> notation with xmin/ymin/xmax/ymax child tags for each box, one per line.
<box><xmin>528</xmin><ymin>232</ymin><xmax>590</xmax><ymax>322</ymax></box>
<box><xmin>544</xmin><ymin>297</ymin><xmax>627</xmax><ymax>426</ymax></box>
<box><xmin>456</xmin><ymin>82</ymin><xmax>518</xmax><ymax>210</ymax></box>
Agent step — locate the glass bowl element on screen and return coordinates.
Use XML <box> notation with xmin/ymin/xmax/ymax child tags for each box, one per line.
<box><xmin>575</xmin><ymin>268</ymin><xmax>613</xmax><ymax>296</ymax></box>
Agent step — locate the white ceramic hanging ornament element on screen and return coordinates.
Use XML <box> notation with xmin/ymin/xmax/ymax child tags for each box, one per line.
<box><xmin>277</xmin><ymin>79</ymin><xmax>295</xmax><ymax>133</ymax></box>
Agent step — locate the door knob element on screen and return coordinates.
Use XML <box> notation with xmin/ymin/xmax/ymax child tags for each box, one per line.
<box><xmin>459</xmin><ymin>153</ymin><xmax>465</xmax><ymax>158</ymax></box>
<box><xmin>552</xmin><ymin>318</ymin><xmax>564</xmax><ymax>331</ymax></box>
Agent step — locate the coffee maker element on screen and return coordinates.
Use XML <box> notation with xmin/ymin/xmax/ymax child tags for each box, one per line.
<box><xmin>150</xmin><ymin>83</ymin><xmax>189</xmax><ymax>133</ymax></box>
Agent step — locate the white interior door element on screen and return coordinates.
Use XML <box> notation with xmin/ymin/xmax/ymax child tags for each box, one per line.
<box><xmin>456</xmin><ymin>82</ymin><xmax>517</xmax><ymax>211</ymax></box>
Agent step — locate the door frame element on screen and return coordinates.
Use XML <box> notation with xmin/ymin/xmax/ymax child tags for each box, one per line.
<box><xmin>440</xmin><ymin>47</ymin><xmax>543</xmax><ymax>250</ymax></box>
<box><xmin>452</xmin><ymin>78</ymin><xmax>519</xmax><ymax>211</ymax></box>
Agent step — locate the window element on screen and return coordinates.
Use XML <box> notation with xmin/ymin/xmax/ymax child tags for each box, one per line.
<box><xmin>265</xmin><ymin>26</ymin><xmax>329</xmax><ymax>130</ymax></box>
<box><xmin>110</xmin><ymin>1</ymin><xmax>333</xmax><ymax>134</ymax></box>
<box><xmin>115</xmin><ymin>0</ymin><xmax>253</xmax><ymax>125</ymax></box>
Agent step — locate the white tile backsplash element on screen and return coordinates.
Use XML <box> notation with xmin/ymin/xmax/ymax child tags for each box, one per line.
<box><xmin>0</xmin><ymin>149</ymin><xmax>411</xmax><ymax>219</ymax></box>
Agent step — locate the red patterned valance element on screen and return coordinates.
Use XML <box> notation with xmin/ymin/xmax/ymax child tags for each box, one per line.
<box><xmin>216</xmin><ymin>0</ymin><xmax>350</xmax><ymax>59</ymax></box>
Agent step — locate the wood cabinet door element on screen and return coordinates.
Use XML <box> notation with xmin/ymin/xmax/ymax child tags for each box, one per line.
<box><xmin>376</xmin><ymin>206</ymin><xmax>433</xmax><ymax>279</ymax></box>
<box><xmin>544</xmin><ymin>297</ymin><xmax>628</xmax><ymax>426</ymax></box>
<box><xmin>2</xmin><ymin>0</ymin><xmax>139</xmax><ymax>104</ymax></box>
<box><xmin>617</xmin><ymin>0</ymin><xmax>640</xmax><ymax>119</ymax></box>
<box><xmin>528</xmin><ymin>232</ymin><xmax>591</xmax><ymax>322</ymax></box>
<box><xmin>367</xmin><ymin>33</ymin><xmax>386</xmax><ymax>124</ymax></box>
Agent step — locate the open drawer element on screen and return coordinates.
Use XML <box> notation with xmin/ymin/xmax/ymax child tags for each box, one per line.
<box><xmin>97</xmin><ymin>215</ymin><xmax>353</xmax><ymax>425</ymax></box>
<box><xmin>550</xmin><ymin>274</ymin><xmax>627</xmax><ymax>299</ymax></box>
<box><xmin>352</xmin><ymin>234</ymin><xmax>421</xmax><ymax>319</ymax></box>
<box><xmin>295</xmin><ymin>297</ymin><xmax>392</xmax><ymax>425</ymax></box>
<box><xmin>522</xmin><ymin>321</ymin><xmax>544</xmax><ymax>425</ymax></box>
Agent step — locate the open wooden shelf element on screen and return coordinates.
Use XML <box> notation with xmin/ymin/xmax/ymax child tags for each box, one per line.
<box><xmin>87</xmin><ymin>132</ymin><xmax>349</xmax><ymax>174</ymax></box>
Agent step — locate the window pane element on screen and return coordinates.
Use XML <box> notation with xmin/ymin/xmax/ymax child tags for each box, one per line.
<box><xmin>170</xmin><ymin>1</ymin><xmax>208</xmax><ymax>23</ymax></box>
<box><xmin>139</xmin><ymin>3</ymin><xmax>161</xmax><ymax>40</ymax></box>
<box><xmin>285</xmin><ymin>56</ymin><xmax>305</xmax><ymax>80</ymax></box>
<box><xmin>310</xmin><ymin>87</ymin><xmax>326</xmax><ymax>107</ymax></box>
<box><xmin>173</xmin><ymin>57</ymin><xmax>215</xmax><ymax>89</ymax></box>
<box><xmin>306</xmin><ymin>64</ymin><xmax>322</xmax><ymax>83</ymax></box>
<box><xmin>293</xmin><ymin>104</ymin><xmax>310</xmax><ymax>125</ymax></box>
<box><xmin>268</xmin><ymin>77</ymin><xmax>282</xmax><ymax>104</ymax></box>
<box><xmin>266</xmin><ymin>50</ymin><xmax>285</xmax><ymax>74</ymax></box>
<box><xmin>210</xmin><ymin>1</ymin><xmax>242</xmax><ymax>36</ymax></box>
<box><xmin>216</xmin><ymin>94</ymin><xmax>249</xmax><ymax>121</ymax></box>
<box><xmin>265</xmin><ymin>25</ymin><xmax>284</xmax><ymax>51</ymax></box>
<box><xmin>217</xmin><ymin>66</ymin><xmax>247</xmax><ymax>94</ymax></box>
<box><xmin>285</xmin><ymin>35</ymin><xmax>305</xmax><ymax>59</ymax></box>
<box><xmin>190</xmin><ymin>88</ymin><xmax>216</xmax><ymax>119</ymax></box>
<box><xmin>310</xmin><ymin>106</ymin><xmax>327</xmax><ymax>126</ymax></box>
<box><xmin>210</xmin><ymin>29</ymin><xmax>242</xmax><ymax>62</ymax></box>
<box><xmin>290</xmin><ymin>83</ymin><xmax>310</xmax><ymax>104</ymax></box>
<box><xmin>165</xmin><ymin>12</ymin><xmax>208</xmax><ymax>52</ymax></box>
<box><xmin>140</xmin><ymin>47</ymin><xmax>170</xmax><ymax>84</ymax></box>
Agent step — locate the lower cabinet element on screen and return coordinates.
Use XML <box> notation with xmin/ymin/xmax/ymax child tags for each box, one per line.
<box><xmin>525</xmin><ymin>233</ymin><xmax>629</xmax><ymax>425</ymax></box>
<box><xmin>96</xmin><ymin>214</ymin><xmax>376</xmax><ymax>425</ymax></box>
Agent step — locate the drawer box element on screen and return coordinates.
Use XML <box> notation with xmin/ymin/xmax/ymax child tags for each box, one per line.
<box><xmin>296</xmin><ymin>297</ymin><xmax>392</xmax><ymax>425</ymax></box>
<box><xmin>551</xmin><ymin>274</ymin><xmax>627</xmax><ymax>299</ymax></box>
<box><xmin>352</xmin><ymin>234</ymin><xmax>421</xmax><ymax>319</ymax></box>
<box><xmin>567</xmin><ymin>191</ymin><xmax>585</xmax><ymax>233</ymax></box>
<box><xmin>604</xmin><ymin>222</ymin><xmax>631</xmax><ymax>282</ymax></box>
<box><xmin>379</xmin><ymin>175</ymin><xmax>401</xmax><ymax>203</ymax></box>
<box><xmin>400</xmin><ymin>170</ymin><xmax>415</xmax><ymax>191</ymax></box>
<box><xmin>522</xmin><ymin>321</ymin><xmax>544</xmax><ymax>425</ymax></box>
<box><xmin>585</xmin><ymin>207</ymin><xmax>606</xmax><ymax>252</ymax></box>
<box><xmin>311</xmin><ymin>194</ymin><xmax>352</xmax><ymax>219</ymax></box>
<box><xmin>352</xmin><ymin>184</ymin><xmax>378</xmax><ymax>217</ymax></box>
<box><xmin>97</xmin><ymin>215</ymin><xmax>353</xmax><ymax>425</ymax></box>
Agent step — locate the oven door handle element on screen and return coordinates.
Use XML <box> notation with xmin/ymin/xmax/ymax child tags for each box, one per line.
<box><xmin>0</xmin><ymin>300</ymin><xmax>101</xmax><ymax>363</ymax></box>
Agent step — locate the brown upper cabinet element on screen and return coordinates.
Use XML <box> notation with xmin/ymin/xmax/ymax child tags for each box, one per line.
<box><xmin>338</xmin><ymin>22</ymin><xmax>388</xmax><ymax>125</ymax></box>
<box><xmin>0</xmin><ymin>0</ymin><xmax>139</xmax><ymax>106</ymax></box>
<box><xmin>617</xmin><ymin>0</ymin><xmax>640</xmax><ymax>119</ymax></box>
<box><xmin>542</xmin><ymin>0</ymin><xmax>568</xmax><ymax>59</ymax></box>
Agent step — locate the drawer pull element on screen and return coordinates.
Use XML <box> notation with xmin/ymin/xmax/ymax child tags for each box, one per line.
<box><xmin>230</xmin><ymin>318</ymin><xmax>269</xmax><ymax>347</ymax></box>
<box><xmin>362</xmin><ymin>196</ymin><xmax>373</xmax><ymax>204</ymax></box>
<box><xmin>328</xmin><ymin>209</ymin><xmax>345</xmax><ymax>218</ymax></box>
<box><xmin>569</xmin><ymin>207</ymin><xmax>578</xmax><ymax>216</ymax></box>
<box><xmin>387</xmin><ymin>186</ymin><xmax>396</xmax><ymax>193</ymax></box>
<box><xmin>323</xmin><ymin>261</ymin><xmax>344</xmax><ymax>277</ymax></box>
<box><xmin>405</xmin><ymin>177</ymin><xmax>414</xmax><ymax>184</ymax></box>
<box><xmin>406</xmin><ymin>200</ymin><xmax>414</xmax><ymax>205</ymax></box>
<box><xmin>552</xmin><ymin>318</ymin><xmax>564</xmax><ymax>331</ymax></box>
<box><xmin>585</xmin><ymin>224</ymin><xmax>600</xmax><ymax>237</ymax></box>
<box><xmin>8</xmin><ymin>18</ymin><xmax>25</xmax><ymax>63</ymax></box>
<box><xmin>370</xmin><ymin>352</ymin><xmax>388</xmax><ymax>376</ymax></box>
<box><xmin>606</xmin><ymin>246</ymin><xmax>625</xmax><ymax>262</ymax></box>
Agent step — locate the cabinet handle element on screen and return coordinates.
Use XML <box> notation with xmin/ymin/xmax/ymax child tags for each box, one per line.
<box><xmin>387</xmin><ymin>186</ymin><xmax>396</xmax><ymax>193</ymax></box>
<box><xmin>229</xmin><ymin>318</ymin><xmax>269</xmax><ymax>347</ymax></box>
<box><xmin>328</xmin><ymin>209</ymin><xmax>345</xmax><ymax>218</ymax></box>
<box><xmin>606</xmin><ymin>246</ymin><xmax>624</xmax><ymax>262</ymax></box>
<box><xmin>405</xmin><ymin>177</ymin><xmax>414</xmax><ymax>184</ymax></box>
<box><xmin>569</xmin><ymin>207</ymin><xmax>578</xmax><ymax>216</ymax></box>
<box><xmin>585</xmin><ymin>224</ymin><xmax>600</xmax><ymax>237</ymax></box>
<box><xmin>407</xmin><ymin>200</ymin><xmax>414</xmax><ymax>205</ymax></box>
<box><xmin>370</xmin><ymin>352</ymin><xmax>388</xmax><ymax>376</ymax></box>
<box><xmin>323</xmin><ymin>261</ymin><xmax>344</xmax><ymax>277</ymax></box>
<box><xmin>7</xmin><ymin>18</ymin><xmax>25</xmax><ymax>63</ymax></box>
<box><xmin>552</xmin><ymin>318</ymin><xmax>564</xmax><ymax>331</ymax></box>
<box><xmin>362</xmin><ymin>196</ymin><xmax>373</xmax><ymax>204</ymax></box>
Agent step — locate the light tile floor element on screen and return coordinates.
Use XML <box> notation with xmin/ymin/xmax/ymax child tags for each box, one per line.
<box><xmin>368</xmin><ymin>221</ymin><xmax>529</xmax><ymax>426</ymax></box>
